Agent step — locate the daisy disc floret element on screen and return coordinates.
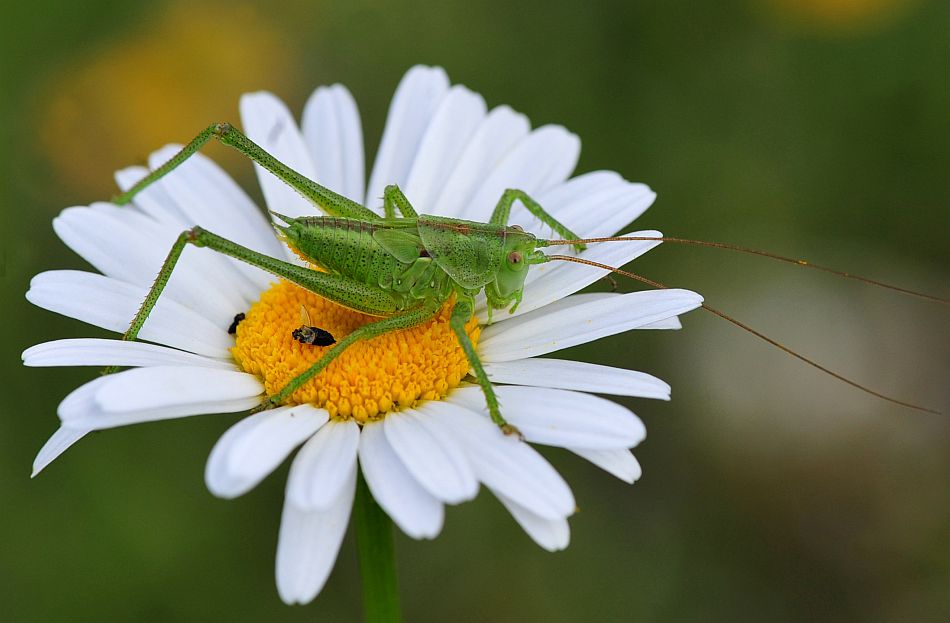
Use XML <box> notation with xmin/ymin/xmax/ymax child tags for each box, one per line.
<box><xmin>23</xmin><ymin>65</ymin><xmax>703</xmax><ymax>605</ymax></box>
<box><xmin>231</xmin><ymin>282</ymin><xmax>479</xmax><ymax>420</ymax></box>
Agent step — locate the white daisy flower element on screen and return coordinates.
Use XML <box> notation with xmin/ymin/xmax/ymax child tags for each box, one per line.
<box><xmin>23</xmin><ymin>65</ymin><xmax>703</xmax><ymax>604</ymax></box>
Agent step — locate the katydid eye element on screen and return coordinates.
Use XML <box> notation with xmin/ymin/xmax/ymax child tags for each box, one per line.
<box><xmin>508</xmin><ymin>251</ymin><xmax>523</xmax><ymax>265</ymax></box>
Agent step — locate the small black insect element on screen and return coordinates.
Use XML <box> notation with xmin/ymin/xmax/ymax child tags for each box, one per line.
<box><xmin>292</xmin><ymin>325</ymin><xmax>336</xmax><ymax>346</ymax></box>
<box><xmin>227</xmin><ymin>312</ymin><xmax>246</xmax><ymax>334</ymax></box>
<box><xmin>292</xmin><ymin>305</ymin><xmax>335</xmax><ymax>346</ymax></box>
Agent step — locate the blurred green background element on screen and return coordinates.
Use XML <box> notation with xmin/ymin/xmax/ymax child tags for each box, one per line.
<box><xmin>2</xmin><ymin>0</ymin><xmax>948</xmax><ymax>621</ymax></box>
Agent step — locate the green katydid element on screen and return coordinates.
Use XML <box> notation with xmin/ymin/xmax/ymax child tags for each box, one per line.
<box><xmin>112</xmin><ymin>122</ymin><xmax>589</xmax><ymax>434</ymax></box>
<box><xmin>112</xmin><ymin>122</ymin><xmax>944</xmax><ymax>430</ymax></box>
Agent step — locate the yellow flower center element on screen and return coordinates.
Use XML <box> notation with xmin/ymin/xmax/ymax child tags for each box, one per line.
<box><xmin>231</xmin><ymin>281</ymin><xmax>479</xmax><ymax>423</ymax></box>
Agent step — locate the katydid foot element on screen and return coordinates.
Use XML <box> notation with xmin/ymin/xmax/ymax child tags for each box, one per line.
<box><xmin>500</xmin><ymin>423</ymin><xmax>524</xmax><ymax>439</ymax></box>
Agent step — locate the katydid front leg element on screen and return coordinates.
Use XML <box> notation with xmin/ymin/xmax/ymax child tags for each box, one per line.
<box><xmin>113</xmin><ymin>122</ymin><xmax>380</xmax><ymax>222</ymax></box>
<box><xmin>449</xmin><ymin>299</ymin><xmax>521</xmax><ymax>438</ymax></box>
<box><xmin>489</xmin><ymin>188</ymin><xmax>586</xmax><ymax>252</ymax></box>
<box><xmin>258</xmin><ymin>300</ymin><xmax>444</xmax><ymax>410</ymax></box>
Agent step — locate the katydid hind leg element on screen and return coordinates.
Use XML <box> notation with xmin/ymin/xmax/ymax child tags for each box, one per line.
<box><xmin>449</xmin><ymin>299</ymin><xmax>522</xmax><ymax>438</ymax></box>
<box><xmin>107</xmin><ymin>226</ymin><xmax>402</xmax><ymax>374</ymax></box>
<box><xmin>113</xmin><ymin>122</ymin><xmax>379</xmax><ymax>222</ymax></box>
<box><xmin>489</xmin><ymin>188</ymin><xmax>586</xmax><ymax>252</ymax></box>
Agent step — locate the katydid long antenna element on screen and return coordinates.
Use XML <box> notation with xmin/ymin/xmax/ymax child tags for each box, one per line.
<box><xmin>538</xmin><ymin>235</ymin><xmax>950</xmax><ymax>306</ymax></box>
<box><xmin>543</xmin><ymin>253</ymin><xmax>943</xmax><ymax>416</ymax></box>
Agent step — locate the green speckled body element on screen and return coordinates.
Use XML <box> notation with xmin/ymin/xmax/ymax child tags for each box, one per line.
<box><xmin>281</xmin><ymin>216</ymin><xmax>456</xmax><ymax>311</ymax></box>
<box><xmin>287</xmin><ymin>217</ymin><xmax>409</xmax><ymax>285</ymax></box>
<box><xmin>416</xmin><ymin>215</ymin><xmax>510</xmax><ymax>290</ymax></box>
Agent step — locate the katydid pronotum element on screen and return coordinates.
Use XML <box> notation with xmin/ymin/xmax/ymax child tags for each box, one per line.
<box><xmin>110</xmin><ymin>122</ymin><xmax>944</xmax><ymax>433</ymax></box>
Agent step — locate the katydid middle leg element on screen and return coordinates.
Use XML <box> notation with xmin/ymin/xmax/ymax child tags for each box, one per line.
<box><xmin>489</xmin><ymin>188</ymin><xmax>586</xmax><ymax>252</ymax></box>
<box><xmin>113</xmin><ymin>122</ymin><xmax>380</xmax><ymax>221</ymax></box>
<box><xmin>449</xmin><ymin>298</ymin><xmax>520</xmax><ymax>437</ymax></box>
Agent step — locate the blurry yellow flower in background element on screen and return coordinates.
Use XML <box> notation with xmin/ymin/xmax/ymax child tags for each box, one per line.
<box><xmin>36</xmin><ymin>1</ymin><xmax>301</xmax><ymax>197</ymax></box>
<box><xmin>764</xmin><ymin>0</ymin><xmax>916</xmax><ymax>32</ymax></box>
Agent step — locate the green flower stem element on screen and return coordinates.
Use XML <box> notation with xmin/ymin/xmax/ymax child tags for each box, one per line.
<box><xmin>355</xmin><ymin>470</ymin><xmax>402</xmax><ymax>623</ymax></box>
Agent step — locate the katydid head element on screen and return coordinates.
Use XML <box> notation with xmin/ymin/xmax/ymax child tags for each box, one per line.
<box><xmin>485</xmin><ymin>228</ymin><xmax>548</xmax><ymax>313</ymax></box>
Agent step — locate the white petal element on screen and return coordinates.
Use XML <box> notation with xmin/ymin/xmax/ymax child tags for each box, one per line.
<box><xmin>433</xmin><ymin>105</ymin><xmax>531</xmax><ymax>218</ymax></box>
<box><xmin>53</xmin><ymin>206</ymin><xmax>158</xmax><ymax>285</ymax></box>
<box><xmin>482</xmin><ymin>358</ymin><xmax>670</xmax><ymax>400</ymax></box>
<box><xmin>576</xmin><ymin>183</ymin><xmax>656</xmax><ymax>239</ymax></box>
<box><xmin>89</xmin><ymin>197</ymin><xmax>158</xmax><ymax>230</ymax></box>
<box><xmin>458</xmin><ymin>125</ymin><xmax>580</xmax><ymax>222</ymax></box>
<box><xmin>276</xmin><ymin>468</ymin><xmax>356</xmax><ymax>605</ymax></box>
<box><xmin>23</xmin><ymin>338</ymin><xmax>235</xmax><ymax>370</ymax></box>
<box><xmin>302</xmin><ymin>84</ymin><xmax>365</xmax><ymax>203</ymax></box>
<box><xmin>62</xmin><ymin>398</ymin><xmax>262</xmax><ymax>430</ymax></box>
<box><xmin>97</xmin><ymin>365</ymin><xmax>261</xmax><ymax>411</ymax></box>
<box><xmin>57</xmin><ymin>367</ymin><xmax>261</xmax><ymax>429</ymax></box>
<box><xmin>382</xmin><ymin>408</ymin><xmax>478</xmax><ymax>504</ymax></box>
<box><xmin>452</xmin><ymin>385</ymin><xmax>646</xmax><ymax>450</ymax></box>
<box><xmin>287</xmin><ymin>420</ymin><xmax>360</xmax><ymax>511</ymax></box>
<box><xmin>493</xmin><ymin>293</ymin><xmax>680</xmax><ymax>331</ymax></box>
<box><xmin>32</xmin><ymin>426</ymin><xmax>90</xmax><ymax>477</ymax></box>
<box><xmin>358</xmin><ymin>422</ymin><xmax>444</xmax><ymax>539</ymax></box>
<box><xmin>428</xmin><ymin>401</ymin><xmax>574</xmax><ymax>520</ymax></box>
<box><xmin>69</xmin><ymin>396</ymin><xmax>261</xmax><ymax>429</ymax></box>
<box><xmin>570</xmin><ymin>447</ymin><xmax>642</xmax><ymax>483</ymax></box>
<box><xmin>494</xmin><ymin>492</ymin><xmax>570</xmax><ymax>551</ymax></box>
<box><xmin>485</xmin><ymin>291</ymin><xmax>677</xmax><ymax>328</ymax></box>
<box><xmin>26</xmin><ymin>270</ymin><xmax>235</xmax><ymax>358</ymax></box>
<box><xmin>366</xmin><ymin>65</ymin><xmax>450</xmax><ymax>210</ymax></box>
<box><xmin>479</xmin><ymin>289</ymin><xmax>703</xmax><ymax>362</ymax></box>
<box><xmin>55</xmin><ymin>375</ymin><xmax>111</xmax><ymax>422</ymax></box>
<box><xmin>639</xmin><ymin>316</ymin><xmax>682</xmax><ymax>330</ymax></box>
<box><xmin>532</xmin><ymin>170</ymin><xmax>623</xmax><ymax>221</ymax></box>
<box><xmin>240</xmin><ymin>91</ymin><xmax>320</xmax><ymax>220</ymax></box>
<box><xmin>403</xmin><ymin>85</ymin><xmax>487</xmax><ymax>213</ymax></box>
<box><xmin>205</xmin><ymin>405</ymin><xmax>329</xmax><ymax>499</ymax></box>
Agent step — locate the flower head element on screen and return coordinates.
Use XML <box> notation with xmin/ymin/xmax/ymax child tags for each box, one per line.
<box><xmin>24</xmin><ymin>65</ymin><xmax>702</xmax><ymax>604</ymax></box>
